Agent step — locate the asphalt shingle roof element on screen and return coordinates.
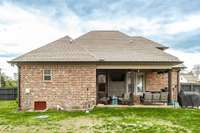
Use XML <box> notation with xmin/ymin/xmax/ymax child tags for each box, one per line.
<box><xmin>10</xmin><ymin>30</ymin><xmax>181</xmax><ymax>63</ymax></box>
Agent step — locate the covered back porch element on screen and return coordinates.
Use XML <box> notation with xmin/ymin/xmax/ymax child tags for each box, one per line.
<box><xmin>96</xmin><ymin>68</ymin><xmax>179</xmax><ymax>106</ymax></box>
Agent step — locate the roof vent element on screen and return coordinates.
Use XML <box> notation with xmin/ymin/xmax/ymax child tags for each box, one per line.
<box><xmin>99</xmin><ymin>57</ymin><xmax>105</xmax><ymax>61</ymax></box>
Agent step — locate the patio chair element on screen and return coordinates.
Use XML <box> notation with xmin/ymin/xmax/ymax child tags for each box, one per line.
<box><xmin>141</xmin><ymin>92</ymin><xmax>152</xmax><ymax>104</ymax></box>
<box><xmin>160</xmin><ymin>92</ymin><xmax>168</xmax><ymax>103</ymax></box>
<box><xmin>152</xmin><ymin>93</ymin><xmax>160</xmax><ymax>103</ymax></box>
<box><xmin>120</xmin><ymin>92</ymin><xmax>131</xmax><ymax>105</ymax></box>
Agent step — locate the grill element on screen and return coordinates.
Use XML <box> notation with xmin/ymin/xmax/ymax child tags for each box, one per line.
<box><xmin>178</xmin><ymin>90</ymin><xmax>200</xmax><ymax>107</ymax></box>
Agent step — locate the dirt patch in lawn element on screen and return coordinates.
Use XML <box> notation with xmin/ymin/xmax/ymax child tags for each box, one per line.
<box><xmin>58</xmin><ymin>116</ymin><xmax>102</xmax><ymax>132</ymax></box>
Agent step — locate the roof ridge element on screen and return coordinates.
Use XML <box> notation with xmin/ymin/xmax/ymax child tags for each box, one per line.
<box><xmin>90</xmin><ymin>30</ymin><xmax>120</xmax><ymax>32</ymax></box>
<box><xmin>74</xmin><ymin>30</ymin><xmax>130</xmax><ymax>41</ymax></box>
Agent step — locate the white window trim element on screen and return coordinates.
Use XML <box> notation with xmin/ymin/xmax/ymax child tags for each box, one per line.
<box><xmin>43</xmin><ymin>69</ymin><xmax>52</xmax><ymax>81</ymax></box>
<box><xmin>135</xmin><ymin>72</ymin><xmax>145</xmax><ymax>95</ymax></box>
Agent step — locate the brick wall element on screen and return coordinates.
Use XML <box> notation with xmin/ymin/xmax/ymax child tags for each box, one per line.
<box><xmin>145</xmin><ymin>70</ymin><xmax>178</xmax><ymax>100</ymax></box>
<box><xmin>146</xmin><ymin>72</ymin><xmax>168</xmax><ymax>91</ymax></box>
<box><xmin>20</xmin><ymin>63</ymin><xmax>96</xmax><ymax>110</ymax></box>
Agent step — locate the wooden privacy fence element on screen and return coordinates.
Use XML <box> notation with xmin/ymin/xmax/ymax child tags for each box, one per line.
<box><xmin>0</xmin><ymin>88</ymin><xmax>17</xmax><ymax>100</ymax></box>
<box><xmin>181</xmin><ymin>83</ymin><xmax>200</xmax><ymax>93</ymax></box>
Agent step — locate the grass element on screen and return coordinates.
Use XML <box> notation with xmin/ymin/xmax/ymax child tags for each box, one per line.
<box><xmin>0</xmin><ymin>101</ymin><xmax>200</xmax><ymax>133</ymax></box>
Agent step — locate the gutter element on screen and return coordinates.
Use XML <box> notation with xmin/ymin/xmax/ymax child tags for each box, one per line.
<box><xmin>8</xmin><ymin>60</ymin><xmax>183</xmax><ymax>64</ymax></box>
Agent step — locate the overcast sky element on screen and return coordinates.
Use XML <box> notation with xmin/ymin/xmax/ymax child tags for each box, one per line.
<box><xmin>0</xmin><ymin>0</ymin><xmax>200</xmax><ymax>78</ymax></box>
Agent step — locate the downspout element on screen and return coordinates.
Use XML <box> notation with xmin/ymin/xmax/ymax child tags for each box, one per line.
<box><xmin>18</xmin><ymin>65</ymin><xmax>21</xmax><ymax>111</ymax></box>
<box><xmin>96</xmin><ymin>70</ymin><xmax>98</xmax><ymax>105</ymax></box>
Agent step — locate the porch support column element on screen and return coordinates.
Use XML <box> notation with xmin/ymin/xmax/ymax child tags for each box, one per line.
<box><xmin>107</xmin><ymin>70</ymin><xmax>109</xmax><ymax>97</ymax></box>
<box><xmin>168</xmin><ymin>69</ymin><xmax>173</xmax><ymax>105</ymax></box>
<box><xmin>125</xmin><ymin>71</ymin><xmax>129</xmax><ymax>94</ymax></box>
<box><xmin>177</xmin><ymin>70</ymin><xmax>180</xmax><ymax>97</ymax></box>
<box><xmin>130</xmin><ymin>71</ymin><xmax>135</xmax><ymax>105</ymax></box>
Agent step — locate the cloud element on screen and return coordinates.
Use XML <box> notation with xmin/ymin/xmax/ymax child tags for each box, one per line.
<box><xmin>0</xmin><ymin>2</ymin><xmax>71</xmax><ymax>54</ymax></box>
<box><xmin>166</xmin><ymin>49</ymin><xmax>200</xmax><ymax>70</ymax></box>
<box><xmin>165</xmin><ymin>14</ymin><xmax>200</xmax><ymax>35</ymax></box>
<box><xmin>80</xmin><ymin>17</ymin><xmax>162</xmax><ymax>36</ymax></box>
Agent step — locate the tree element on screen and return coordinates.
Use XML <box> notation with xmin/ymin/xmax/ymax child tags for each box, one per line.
<box><xmin>1</xmin><ymin>75</ymin><xmax>6</xmax><ymax>87</ymax></box>
<box><xmin>0</xmin><ymin>72</ymin><xmax>17</xmax><ymax>88</ymax></box>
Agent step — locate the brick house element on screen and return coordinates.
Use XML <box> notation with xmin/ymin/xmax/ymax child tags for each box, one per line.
<box><xmin>9</xmin><ymin>31</ymin><xmax>183</xmax><ymax>111</ymax></box>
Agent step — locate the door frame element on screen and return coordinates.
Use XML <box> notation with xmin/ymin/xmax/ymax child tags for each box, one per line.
<box><xmin>135</xmin><ymin>72</ymin><xmax>146</xmax><ymax>96</ymax></box>
<box><xmin>128</xmin><ymin>71</ymin><xmax>146</xmax><ymax>95</ymax></box>
<box><xmin>96</xmin><ymin>70</ymin><xmax>109</xmax><ymax>103</ymax></box>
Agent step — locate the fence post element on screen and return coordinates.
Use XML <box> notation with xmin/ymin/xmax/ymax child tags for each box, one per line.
<box><xmin>191</xmin><ymin>84</ymin><xmax>193</xmax><ymax>92</ymax></box>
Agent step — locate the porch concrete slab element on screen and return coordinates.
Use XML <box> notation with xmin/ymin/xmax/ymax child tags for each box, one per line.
<box><xmin>97</xmin><ymin>104</ymin><xmax>174</xmax><ymax>108</ymax></box>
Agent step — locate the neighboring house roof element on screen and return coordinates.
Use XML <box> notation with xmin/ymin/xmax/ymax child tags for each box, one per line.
<box><xmin>180</xmin><ymin>72</ymin><xmax>200</xmax><ymax>83</ymax></box>
<box><xmin>9</xmin><ymin>30</ymin><xmax>182</xmax><ymax>63</ymax></box>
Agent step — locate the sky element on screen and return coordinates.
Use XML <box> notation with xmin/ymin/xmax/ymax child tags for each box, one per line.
<box><xmin>0</xmin><ymin>0</ymin><xmax>200</xmax><ymax>78</ymax></box>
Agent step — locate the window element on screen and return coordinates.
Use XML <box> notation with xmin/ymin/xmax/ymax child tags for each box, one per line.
<box><xmin>98</xmin><ymin>84</ymin><xmax>106</xmax><ymax>92</ymax></box>
<box><xmin>97</xmin><ymin>74</ymin><xmax>106</xmax><ymax>92</ymax></box>
<box><xmin>136</xmin><ymin>73</ymin><xmax>145</xmax><ymax>95</ymax></box>
<box><xmin>43</xmin><ymin>69</ymin><xmax>52</xmax><ymax>81</ymax></box>
<box><xmin>98</xmin><ymin>74</ymin><xmax>106</xmax><ymax>83</ymax></box>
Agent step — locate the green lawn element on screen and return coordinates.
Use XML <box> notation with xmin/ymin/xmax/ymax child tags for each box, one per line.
<box><xmin>0</xmin><ymin>101</ymin><xmax>199</xmax><ymax>133</ymax></box>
